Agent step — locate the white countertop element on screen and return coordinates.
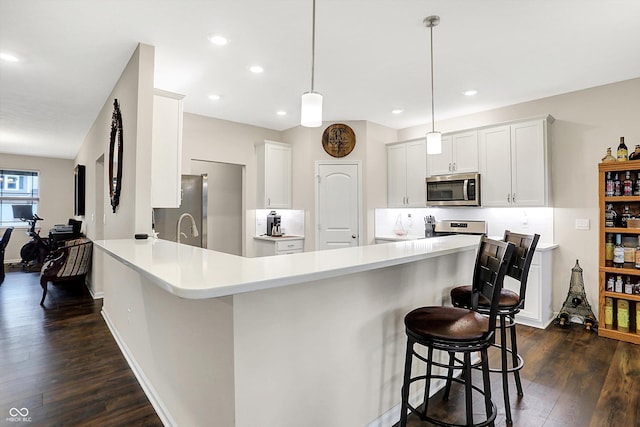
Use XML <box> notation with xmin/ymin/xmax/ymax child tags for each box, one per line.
<box><xmin>375</xmin><ymin>234</ymin><xmax>558</xmax><ymax>251</ymax></box>
<box><xmin>95</xmin><ymin>234</ymin><xmax>481</xmax><ymax>300</ymax></box>
<box><xmin>253</xmin><ymin>235</ymin><xmax>304</xmax><ymax>242</ymax></box>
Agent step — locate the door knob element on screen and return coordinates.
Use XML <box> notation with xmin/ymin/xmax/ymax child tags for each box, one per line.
<box><xmin>352</xmin><ymin>234</ymin><xmax>357</xmax><ymax>238</ymax></box>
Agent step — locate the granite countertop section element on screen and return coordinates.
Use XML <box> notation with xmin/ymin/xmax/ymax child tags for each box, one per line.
<box><xmin>95</xmin><ymin>234</ymin><xmax>481</xmax><ymax>300</ymax></box>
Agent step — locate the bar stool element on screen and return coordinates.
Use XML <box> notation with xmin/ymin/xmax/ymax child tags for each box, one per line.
<box><xmin>449</xmin><ymin>231</ymin><xmax>539</xmax><ymax>425</ymax></box>
<box><xmin>399</xmin><ymin>236</ymin><xmax>515</xmax><ymax>427</ymax></box>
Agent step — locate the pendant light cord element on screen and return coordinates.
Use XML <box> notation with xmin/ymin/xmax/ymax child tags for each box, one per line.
<box><xmin>310</xmin><ymin>0</ymin><xmax>316</xmax><ymax>92</ymax></box>
<box><xmin>429</xmin><ymin>24</ymin><xmax>435</xmax><ymax>133</ymax></box>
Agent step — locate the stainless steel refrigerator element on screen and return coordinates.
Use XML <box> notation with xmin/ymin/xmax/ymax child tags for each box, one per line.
<box><xmin>153</xmin><ymin>174</ymin><xmax>208</xmax><ymax>248</ymax></box>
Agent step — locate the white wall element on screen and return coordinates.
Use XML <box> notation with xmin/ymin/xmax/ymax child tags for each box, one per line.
<box><xmin>182</xmin><ymin>113</ymin><xmax>282</xmax><ymax>257</ymax></box>
<box><xmin>282</xmin><ymin>120</ymin><xmax>395</xmax><ymax>249</ymax></box>
<box><xmin>74</xmin><ymin>43</ymin><xmax>156</xmax><ymax>296</ymax></box>
<box><xmin>0</xmin><ymin>154</ymin><xmax>74</xmax><ymax>261</ymax></box>
<box><xmin>398</xmin><ymin>77</ymin><xmax>640</xmax><ymax>318</ymax></box>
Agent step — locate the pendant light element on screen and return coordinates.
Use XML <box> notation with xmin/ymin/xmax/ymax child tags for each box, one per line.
<box><xmin>301</xmin><ymin>0</ymin><xmax>322</xmax><ymax>127</ymax></box>
<box><xmin>424</xmin><ymin>15</ymin><xmax>441</xmax><ymax>155</ymax></box>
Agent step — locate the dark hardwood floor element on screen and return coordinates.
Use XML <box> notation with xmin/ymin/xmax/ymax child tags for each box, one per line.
<box><xmin>397</xmin><ymin>315</ymin><xmax>640</xmax><ymax>427</ymax></box>
<box><xmin>0</xmin><ymin>271</ymin><xmax>162</xmax><ymax>427</ymax></box>
<box><xmin>1</xmin><ymin>270</ymin><xmax>639</xmax><ymax>426</ymax></box>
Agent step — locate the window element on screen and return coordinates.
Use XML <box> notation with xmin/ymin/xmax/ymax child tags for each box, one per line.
<box><xmin>0</xmin><ymin>169</ymin><xmax>39</xmax><ymax>226</ymax></box>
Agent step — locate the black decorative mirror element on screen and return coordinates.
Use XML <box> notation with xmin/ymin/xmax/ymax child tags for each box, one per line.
<box><xmin>109</xmin><ymin>99</ymin><xmax>123</xmax><ymax>213</ymax></box>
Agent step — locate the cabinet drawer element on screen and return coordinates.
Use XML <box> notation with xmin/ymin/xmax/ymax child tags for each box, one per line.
<box><xmin>276</xmin><ymin>239</ymin><xmax>304</xmax><ymax>252</ymax></box>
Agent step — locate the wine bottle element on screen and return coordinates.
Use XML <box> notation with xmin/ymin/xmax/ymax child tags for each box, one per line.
<box><xmin>617</xmin><ymin>299</ymin><xmax>629</xmax><ymax>333</ymax></box>
<box><xmin>613</xmin><ymin>234</ymin><xmax>625</xmax><ymax>268</ymax></box>
<box><xmin>605</xmin><ymin>234</ymin><xmax>614</xmax><ymax>266</ymax></box>
<box><xmin>621</xmin><ymin>204</ymin><xmax>632</xmax><ymax>228</ymax></box>
<box><xmin>614</xmin><ymin>173</ymin><xmax>622</xmax><ymax>196</ymax></box>
<box><xmin>605</xmin><ymin>172</ymin><xmax>614</xmax><ymax>196</ymax></box>
<box><xmin>617</xmin><ymin>136</ymin><xmax>628</xmax><ymax>161</ymax></box>
<box><xmin>604</xmin><ymin>297</ymin><xmax>614</xmax><ymax>329</ymax></box>
<box><xmin>624</xmin><ymin>171</ymin><xmax>633</xmax><ymax>196</ymax></box>
<box><xmin>605</xmin><ymin>204</ymin><xmax>617</xmax><ymax>227</ymax></box>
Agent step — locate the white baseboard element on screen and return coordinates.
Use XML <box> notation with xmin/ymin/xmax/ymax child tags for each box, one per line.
<box><xmin>87</xmin><ymin>285</ymin><xmax>103</xmax><ymax>300</ymax></box>
<box><xmin>101</xmin><ymin>309</ymin><xmax>176</xmax><ymax>427</ymax></box>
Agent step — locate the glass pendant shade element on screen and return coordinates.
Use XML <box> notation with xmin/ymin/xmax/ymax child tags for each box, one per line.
<box><xmin>426</xmin><ymin>131</ymin><xmax>442</xmax><ymax>154</ymax></box>
<box><xmin>301</xmin><ymin>91</ymin><xmax>323</xmax><ymax>127</ymax></box>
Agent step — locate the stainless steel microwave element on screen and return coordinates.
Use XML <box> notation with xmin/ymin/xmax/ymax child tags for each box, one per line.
<box><xmin>425</xmin><ymin>173</ymin><xmax>480</xmax><ymax>206</ymax></box>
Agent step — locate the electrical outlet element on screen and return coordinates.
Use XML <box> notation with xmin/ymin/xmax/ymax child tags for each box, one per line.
<box><xmin>575</xmin><ymin>218</ymin><xmax>590</xmax><ymax>230</ymax></box>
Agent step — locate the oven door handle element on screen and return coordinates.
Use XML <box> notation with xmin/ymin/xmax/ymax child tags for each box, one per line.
<box><xmin>463</xmin><ymin>179</ymin><xmax>469</xmax><ymax>200</ymax></box>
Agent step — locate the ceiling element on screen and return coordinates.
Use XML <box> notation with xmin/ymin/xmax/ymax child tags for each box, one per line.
<box><xmin>1</xmin><ymin>0</ymin><xmax>639</xmax><ymax>159</ymax></box>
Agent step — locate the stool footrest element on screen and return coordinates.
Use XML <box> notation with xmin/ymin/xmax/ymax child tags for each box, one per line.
<box><xmin>402</xmin><ymin>375</ymin><xmax>497</xmax><ymax>427</ymax></box>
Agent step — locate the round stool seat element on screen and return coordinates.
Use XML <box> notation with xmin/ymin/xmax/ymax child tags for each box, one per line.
<box><xmin>405</xmin><ymin>306</ymin><xmax>488</xmax><ymax>342</ymax></box>
<box><xmin>450</xmin><ymin>284</ymin><xmax>520</xmax><ymax>311</ymax></box>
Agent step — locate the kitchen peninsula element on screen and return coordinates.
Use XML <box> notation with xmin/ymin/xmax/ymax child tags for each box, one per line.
<box><xmin>95</xmin><ymin>235</ymin><xmax>480</xmax><ymax>427</ymax></box>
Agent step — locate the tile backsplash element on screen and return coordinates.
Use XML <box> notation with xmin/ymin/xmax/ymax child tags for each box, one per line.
<box><xmin>255</xmin><ymin>209</ymin><xmax>305</xmax><ymax>237</ymax></box>
<box><xmin>375</xmin><ymin>207</ymin><xmax>554</xmax><ymax>243</ymax></box>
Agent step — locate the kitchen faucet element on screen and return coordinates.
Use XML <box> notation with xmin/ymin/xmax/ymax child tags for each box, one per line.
<box><xmin>176</xmin><ymin>213</ymin><xmax>199</xmax><ymax>244</ymax></box>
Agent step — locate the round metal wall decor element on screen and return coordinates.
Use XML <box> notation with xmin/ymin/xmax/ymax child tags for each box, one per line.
<box><xmin>322</xmin><ymin>123</ymin><xmax>356</xmax><ymax>158</ymax></box>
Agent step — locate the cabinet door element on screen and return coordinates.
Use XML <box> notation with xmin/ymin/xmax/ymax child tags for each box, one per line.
<box><xmin>151</xmin><ymin>91</ymin><xmax>184</xmax><ymax>208</ymax></box>
<box><xmin>405</xmin><ymin>140</ymin><xmax>427</xmax><ymax>207</ymax></box>
<box><xmin>511</xmin><ymin>120</ymin><xmax>547</xmax><ymax>206</ymax></box>
<box><xmin>518</xmin><ymin>262</ymin><xmax>541</xmax><ymax>323</ymax></box>
<box><xmin>387</xmin><ymin>144</ymin><xmax>407</xmax><ymax>207</ymax></box>
<box><xmin>264</xmin><ymin>143</ymin><xmax>292</xmax><ymax>208</ymax></box>
<box><xmin>427</xmin><ymin>135</ymin><xmax>453</xmax><ymax>176</ymax></box>
<box><xmin>478</xmin><ymin>125</ymin><xmax>511</xmax><ymax>207</ymax></box>
<box><xmin>452</xmin><ymin>131</ymin><xmax>478</xmax><ymax>173</ymax></box>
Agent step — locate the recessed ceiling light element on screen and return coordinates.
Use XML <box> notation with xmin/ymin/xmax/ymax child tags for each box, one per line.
<box><xmin>249</xmin><ymin>65</ymin><xmax>264</xmax><ymax>74</ymax></box>
<box><xmin>208</xmin><ymin>34</ymin><xmax>229</xmax><ymax>46</ymax></box>
<box><xmin>391</xmin><ymin>109</ymin><xmax>404</xmax><ymax>114</ymax></box>
<box><xmin>276</xmin><ymin>111</ymin><xmax>287</xmax><ymax>116</ymax></box>
<box><xmin>0</xmin><ymin>52</ymin><xmax>19</xmax><ymax>62</ymax></box>
<box><xmin>208</xmin><ymin>94</ymin><xmax>221</xmax><ymax>101</ymax></box>
<box><xmin>463</xmin><ymin>89</ymin><xmax>478</xmax><ymax>96</ymax></box>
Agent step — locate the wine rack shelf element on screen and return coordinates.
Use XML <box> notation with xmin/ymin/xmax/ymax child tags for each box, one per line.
<box><xmin>599</xmin><ymin>161</ymin><xmax>640</xmax><ymax>344</ymax></box>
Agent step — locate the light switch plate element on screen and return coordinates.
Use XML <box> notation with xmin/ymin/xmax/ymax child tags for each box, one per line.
<box><xmin>575</xmin><ymin>218</ymin><xmax>590</xmax><ymax>230</ymax></box>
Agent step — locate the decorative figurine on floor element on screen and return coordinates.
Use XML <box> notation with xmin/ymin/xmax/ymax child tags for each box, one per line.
<box><xmin>555</xmin><ymin>259</ymin><xmax>598</xmax><ymax>331</ymax></box>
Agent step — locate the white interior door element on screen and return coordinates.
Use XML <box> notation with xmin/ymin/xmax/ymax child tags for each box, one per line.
<box><xmin>316</xmin><ymin>162</ymin><xmax>360</xmax><ymax>251</ymax></box>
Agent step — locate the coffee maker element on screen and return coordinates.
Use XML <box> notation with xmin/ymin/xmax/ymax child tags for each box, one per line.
<box><xmin>266</xmin><ymin>210</ymin><xmax>282</xmax><ymax>236</ymax></box>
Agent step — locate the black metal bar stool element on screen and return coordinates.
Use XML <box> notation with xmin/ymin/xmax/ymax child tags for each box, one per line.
<box><xmin>449</xmin><ymin>231</ymin><xmax>539</xmax><ymax>425</ymax></box>
<box><xmin>399</xmin><ymin>236</ymin><xmax>515</xmax><ymax>427</ymax></box>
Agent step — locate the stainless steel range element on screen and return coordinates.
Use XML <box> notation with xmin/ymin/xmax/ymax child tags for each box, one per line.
<box><xmin>433</xmin><ymin>220</ymin><xmax>487</xmax><ymax>237</ymax></box>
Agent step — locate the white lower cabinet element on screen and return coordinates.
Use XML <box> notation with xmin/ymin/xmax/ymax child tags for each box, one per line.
<box><xmin>503</xmin><ymin>249</ymin><xmax>554</xmax><ymax>328</ymax></box>
<box><xmin>254</xmin><ymin>237</ymin><xmax>304</xmax><ymax>257</ymax></box>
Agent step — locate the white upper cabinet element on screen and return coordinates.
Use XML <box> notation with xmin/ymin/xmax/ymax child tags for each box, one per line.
<box><xmin>479</xmin><ymin>117</ymin><xmax>551</xmax><ymax>207</ymax></box>
<box><xmin>387</xmin><ymin>139</ymin><xmax>426</xmax><ymax>207</ymax></box>
<box><xmin>427</xmin><ymin>130</ymin><xmax>478</xmax><ymax>176</ymax></box>
<box><xmin>256</xmin><ymin>140</ymin><xmax>292</xmax><ymax>209</ymax></box>
<box><xmin>151</xmin><ymin>89</ymin><xmax>184</xmax><ymax>208</ymax></box>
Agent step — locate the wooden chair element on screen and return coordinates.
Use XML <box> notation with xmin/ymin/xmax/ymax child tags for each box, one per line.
<box><xmin>40</xmin><ymin>237</ymin><xmax>92</xmax><ymax>305</ymax></box>
<box><xmin>0</xmin><ymin>227</ymin><xmax>14</xmax><ymax>285</ymax></box>
<box><xmin>449</xmin><ymin>230</ymin><xmax>539</xmax><ymax>424</ymax></box>
<box><xmin>400</xmin><ymin>236</ymin><xmax>515</xmax><ymax>427</ymax></box>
